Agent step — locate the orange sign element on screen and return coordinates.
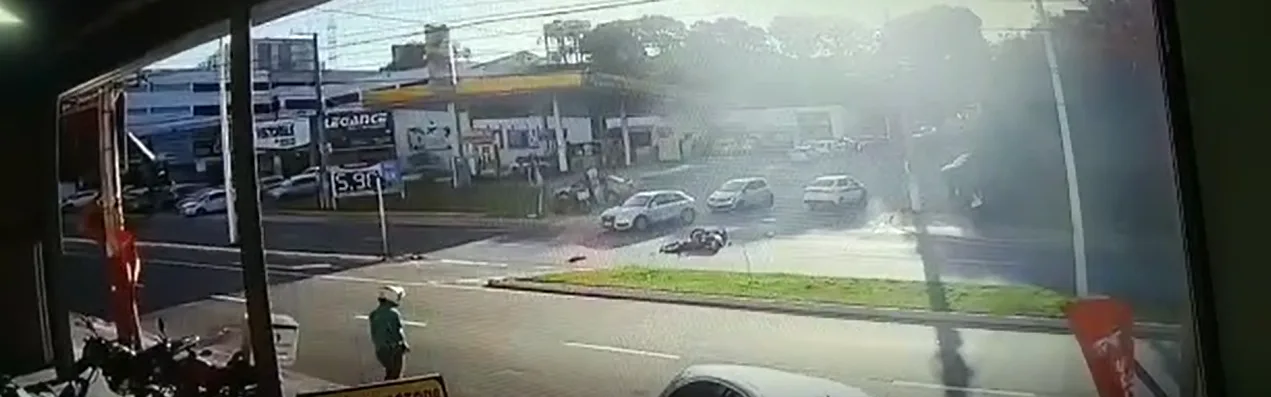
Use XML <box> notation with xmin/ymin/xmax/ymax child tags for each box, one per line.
<box><xmin>1065</xmin><ymin>297</ymin><xmax>1137</xmax><ymax>397</ymax></box>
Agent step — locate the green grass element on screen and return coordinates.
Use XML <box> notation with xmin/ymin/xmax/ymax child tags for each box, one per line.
<box><xmin>279</xmin><ymin>179</ymin><xmax>541</xmax><ymax>217</ymax></box>
<box><xmin>535</xmin><ymin>267</ymin><xmax>1076</xmax><ymax>318</ymax></box>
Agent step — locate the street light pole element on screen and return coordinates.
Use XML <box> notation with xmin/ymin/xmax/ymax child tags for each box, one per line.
<box><xmin>217</xmin><ymin>38</ymin><xmax>239</xmax><ymax>244</ymax></box>
<box><xmin>1035</xmin><ymin>0</ymin><xmax>1088</xmax><ymax>296</ymax></box>
<box><xmin>311</xmin><ymin>33</ymin><xmax>332</xmax><ymax>209</ymax></box>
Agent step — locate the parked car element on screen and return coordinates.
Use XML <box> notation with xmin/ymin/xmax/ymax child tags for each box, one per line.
<box><xmin>61</xmin><ymin>190</ymin><xmax>99</xmax><ymax>211</ymax></box>
<box><xmin>658</xmin><ymin>364</ymin><xmax>872</xmax><ymax>397</ymax></box>
<box><xmin>180</xmin><ymin>189</ymin><xmax>228</xmax><ymax>217</ymax></box>
<box><xmin>268</xmin><ymin>173</ymin><xmax>320</xmax><ymax>200</ymax></box>
<box><xmin>802</xmin><ymin>175</ymin><xmax>868</xmax><ymax>210</ymax></box>
<box><xmin>706</xmin><ymin>177</ymin><xmax>774</xmax><ymax>212</ymax></box>
<box><xmin>599</xmin><ymin>190</ymin><xmax>697</xmax><ymax>232</ymax></box>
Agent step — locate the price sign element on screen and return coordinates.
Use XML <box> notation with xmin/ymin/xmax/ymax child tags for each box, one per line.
<box><xmin>331</xmin><ymin>161</ymin><xmax>403</xmax><ymax>198</ymax></box>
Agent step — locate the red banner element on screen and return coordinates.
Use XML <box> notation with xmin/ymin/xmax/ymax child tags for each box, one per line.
<box><xmin>1065</xmin><ymin>297</ymin><xmax>1137</xmax><ymax>397</ymax></box>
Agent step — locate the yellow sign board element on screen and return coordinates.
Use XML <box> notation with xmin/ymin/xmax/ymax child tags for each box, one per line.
<box><xmin>298</xmin><ymin>374</ymin><xmax>448</xmax><ymax>397</ymax></box>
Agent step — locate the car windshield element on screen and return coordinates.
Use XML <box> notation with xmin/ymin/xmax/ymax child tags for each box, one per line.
<box><xmin>718</xmin><ymin>180</ymin><xmax>748</xmax><ymax>192</ymax></box>
<box><xmin>101</xmin><ymin>1</ymin><xmax>1199</xmax><ymax>396</ymax></box>
<box><xmin>810</xmin><ymin>179</ymin><xmax>838</xmax><ymax>187</ymax></box>
<box><xmin>623</xmin><ymin>195</ymin><xmax>653</xmax><ymax>207</ymax></box>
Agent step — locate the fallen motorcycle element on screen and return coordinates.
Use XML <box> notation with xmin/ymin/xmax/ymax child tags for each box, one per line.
<box><xmin>660</xmin><ymin>227</ymin><xmax>729</xmax><ymax>255</ymax></box>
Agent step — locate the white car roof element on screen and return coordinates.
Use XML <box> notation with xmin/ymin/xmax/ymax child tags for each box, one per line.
<box><xmin>636</xmin><ymin>190</ymin><xmax>686</xmax><ymax>197</ymax></box>
<box><xmin>815</xmin><ymin>175</ymin><xmax>850</xmax><ymax>180</ymax></box>
<box><xmin>672</xmin><ymin>365</ymin><xmax>872</xmax><ymax>397</ymax></box>
<box><xmin>726</xmin><ymin>177</ymin><xmax>766</xmax><ymax>183</ymax></box>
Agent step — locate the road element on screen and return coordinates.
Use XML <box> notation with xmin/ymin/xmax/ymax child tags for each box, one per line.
<box><xmin>62</xmin><ymin>213</ymin><xmax>506</xmax><ymax>257</ymax></box>
<box><xmin>58</xmin><ymin>242</ymin><xmax>1181</xmax><ymax>397</ymax></box>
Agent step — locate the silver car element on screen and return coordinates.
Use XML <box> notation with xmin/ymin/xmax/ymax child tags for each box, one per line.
<box><xmin>180</xmin><ymin>189</ymin><xmax>228</xmax><ymax>217</ymax></box>
<box><xmin>599</xmin><ymin>190</ymin><xmax>697</xmax><ymax>232</ymax></box>
<box><xmin>707</xmin><ymin>177</ymin><xmax>774</xmax><ymax>212</ymax></box>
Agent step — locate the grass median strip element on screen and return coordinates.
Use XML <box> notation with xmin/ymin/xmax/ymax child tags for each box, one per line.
<box><xmin>533</xmin><ymin>267</ymin><xmax>1074</xmax><ymax>318</ymax></box>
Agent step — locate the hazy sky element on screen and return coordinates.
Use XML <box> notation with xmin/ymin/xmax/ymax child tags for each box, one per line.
<box><xmin>150</xmin><ymin>0</ymin><xmax>1084</xmax><ymax>70</ymax></box>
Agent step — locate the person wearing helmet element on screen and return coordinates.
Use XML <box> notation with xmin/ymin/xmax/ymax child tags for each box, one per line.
<box><xmin>368</xmin><ymin>285</ymin><xmax>410</xmax><ymax>380</ymax></box>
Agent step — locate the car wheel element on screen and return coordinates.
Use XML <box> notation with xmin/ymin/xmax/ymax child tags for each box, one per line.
<box><xmin>680</xmin><ymin>208</ymin><xmax>697</xmax><ymax>225</ymax></box>
<box><xmin>633</xmin><ymin>215</ymin><xmax>650</xmax><ymax>231</ymax></box>
<box><xmin>195</xmin><ymin>208</ymin><xmax>207</xmax><ymax>217</ymax></box>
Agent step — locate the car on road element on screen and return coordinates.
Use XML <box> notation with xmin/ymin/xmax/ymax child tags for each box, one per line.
<box><xmin>259</xmin><ymin>175</ymin><xmax>286</xmax><ymax>191</ymax></box>
<box><xmin>802</xmin><ymin>175</ymin><xmax>868</xmax><ymax>210</ymax></box>
<box><xmin>707</xmin><ymin>177</ymin><xmax>774</xmax><ymax>212</ymax></box>
<box><xmin>600</xmin><ymin>190</ymin><xmax>697</xmax><ymax>232</ymax></box>
<box><xmin>268</xmin><ymin>173</ymin><xmax>321</xmax><ymax>200</ymax></box>
<box><xmin>180</xmin><ymin>189</ymin><xmax>228</xmax><ymax>217</ymax></box>
<box><xmin>658</xmin><ymin>364</ymin><xmax>872</xmax><ymax>397</ymax></box>
<box><xmin>61</xmin><ymin>190</ymin><xmax>99</xmax><ymax>211</ymax></box>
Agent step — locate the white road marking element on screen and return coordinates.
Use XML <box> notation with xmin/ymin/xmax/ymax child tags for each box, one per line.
<box><xmin>438</xmin><ymin>258</ymin><xmax>507</xmax><ymax>268</ymax></box>
<box><xmin>562</xmin><ymin>341</ymin><xmax>681</xmax><ymax>360</ymax></box>
<box><xmin>63</xmin><ymin>237</ymin><xmax>381</xmax><ymax>261</ymax></box>
<box><xmin>452</xmin><ymin>278</ymin><xmax>488</xmax><ymax>285</ymax></box>
<box><xmin>534</xmin><ymin>265</ymin><xmax>557</xmax><ymax>271</ymax></box>
<box><xmin>353</xmin><ymin>315</ymin><xmax>427</xmax><ymax>328</ymax></box>
<box><xmin>210</xmin><ymin>294</ymin><xmax>247</xmax><ymax>303</ymax></box>
<box><xmin>888</xmin><ymin>380</ymin><xmax>1037</xmax><ymax>397</ymax></box>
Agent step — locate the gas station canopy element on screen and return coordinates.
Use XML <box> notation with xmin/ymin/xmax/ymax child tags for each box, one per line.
<box><xmin>362</xmin><ymin>71</ymin><xmax>699</xmax><ymax>110</ymax></box>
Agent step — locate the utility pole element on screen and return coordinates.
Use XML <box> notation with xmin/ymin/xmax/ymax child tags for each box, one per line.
<box><xmin>217</xmin><ymin>38</ymin><xmax>239</xmax><ymax>244</ymax></box>
<box><xmin>1034</xmin><ymin>0</ymin><xmax>1088</xmax><ymax>296</ymax></box>
<box><xmin>230</xmin><ymin>3</ymin><xmax>284</xmax><ymax>396</ymax></box>
<box><xmin>311</xmin><ymin>33</ymin><xmax>332</xmax><ymax>208</ymax></box>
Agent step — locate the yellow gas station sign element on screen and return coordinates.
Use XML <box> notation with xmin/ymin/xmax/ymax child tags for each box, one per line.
<box><xmin>298</xmin><ymin>374</ymin><xmax>448</xmax><ymax>397</ymax></box>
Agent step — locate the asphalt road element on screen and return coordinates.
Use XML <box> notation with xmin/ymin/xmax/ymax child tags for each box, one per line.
<box><xmin>62</xmin><ymin>213</ymin><xmax>506</xmax><ymax>257</ymax></box>
<box><xmin>91</xmin><ymin>247</ymin><xmax>1181</xmax><ymax>397</ymax></box>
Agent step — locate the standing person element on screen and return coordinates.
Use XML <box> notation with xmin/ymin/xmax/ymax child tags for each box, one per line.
<box><xmin>368</xmin><ymin>286</ymin><xmax>410</xmax><ymax>380</ymax></box>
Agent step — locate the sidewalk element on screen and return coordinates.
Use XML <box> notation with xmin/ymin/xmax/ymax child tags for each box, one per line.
<box><xmin>9</xmin><ymin>314</ymin><xmax>343</xmax><ymax>397</ymax></box>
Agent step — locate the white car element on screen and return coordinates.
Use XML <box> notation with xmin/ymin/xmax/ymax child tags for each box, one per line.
<box><xmin>802</xmin><ymin>175</ymin><xmax>868</xmax><ymax>210</ymax></box>
<box><xmin>707</xmin><ymin>177</ymin><xmax>774</xmax><ymax>212</ymax></box>
<box><xmin>268</xmin><ymin>173</ymin><xmax>321</xmax><ymax>200</ymax></box>
<box><xmin>658</xmin><ymin>364</ymin><xmax>872</xmax><ymax>397</ymax></box>
<box><xmin>61</xmin><ymin>190</ymin><xmax>100</xmax><ymax>211</ymax></box>
<box><xmin>599</xmin><ymin>190</ymin><xmax>697</xmax><ymax>232</ymax></box>
<box><xmin>180</xmin><ymin>189</ymin><xmax>228</xmax><ymax>217</ymax></box>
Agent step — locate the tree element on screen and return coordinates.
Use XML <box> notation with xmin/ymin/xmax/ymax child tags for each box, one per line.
<box><xmin>768</xmin><ymin>16</ymin><xmax>870</xmax><ymax>61</ymax></box>
<box><xmin>876</xmin><ymin>6</ymin><xmax>992</xmax><ymax>125</ymax></box>
<box><xmin>580</xmin><ymin>21</ymin><xmax>646</xmax><ymax>75</ymax></box>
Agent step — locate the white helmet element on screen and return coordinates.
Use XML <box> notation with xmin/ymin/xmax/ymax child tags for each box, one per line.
<box><xmin>378</xmin><ymin>285</ymin><xmax>405</xmax><ymax>304</ymax></box>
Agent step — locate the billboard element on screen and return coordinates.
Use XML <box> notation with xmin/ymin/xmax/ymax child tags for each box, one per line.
<box><xmin>324</xmin><ymin>110</ymin><xmax>395</xmax><ymax>151</ymax></box>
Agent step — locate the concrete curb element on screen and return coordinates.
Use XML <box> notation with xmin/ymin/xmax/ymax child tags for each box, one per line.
<box><xmin>486</xmin><ymin>279</ymin><xmax>1182</xmax><ymax>339</ymax></box>
<box><xmin>266</xmin><ymin>210</ymin><xmax>556</xmax><ymax>228</ymax></box>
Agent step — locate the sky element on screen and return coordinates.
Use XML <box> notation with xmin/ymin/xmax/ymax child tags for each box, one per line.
<box><xmin>149</xmin><ymin>0</ymin><xmax>1085</xmax><ymax>70</ymax></box>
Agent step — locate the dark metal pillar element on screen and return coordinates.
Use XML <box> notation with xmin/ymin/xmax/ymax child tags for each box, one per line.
<box><xmin>41</xmin><ymin>86</ymin><xmax>74</xmax><ymax>378</ymax></box>
<box><xmin>230</xmin><ymin>3</ymin><xmax>284</xmax><ymax>397</ymax></box>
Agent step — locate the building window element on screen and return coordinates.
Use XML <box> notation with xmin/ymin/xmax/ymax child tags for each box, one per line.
<box><xmin>253</xmin><ymin>82</ymin><xmax>271</xmax><ymax>91</ymax></box>
<box><xmin>149</xmin><ymin>83</ymin><xmax>190</xmax><ymax>92</ymax></box>
<box><xmin>152</xmin><ymin>106</ymin><xmax>191</xmax><ymax>115</ymax></box>
<box><xmin>193</xmin><ymin>105</ymin><xmax>220</xmax><ymax>116</ymax></box>
<box><xmin>254</xmin><ymin>103</ymin><xmax>275</xmax><ymax>114</ymax></box>
<box><xmin>192</xmin><ymin>83</ymin><xmax>222</xmax><ymax>92</ymax></box>
<box><xmin>126</xmin><ymin>108</ymin><xmax>149</xmax><ymax>116</ymax></box>
<box><xmin>283</xmin><ymin>99</ymin><xmax>318</xmax><ymax>110</ymax></box>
